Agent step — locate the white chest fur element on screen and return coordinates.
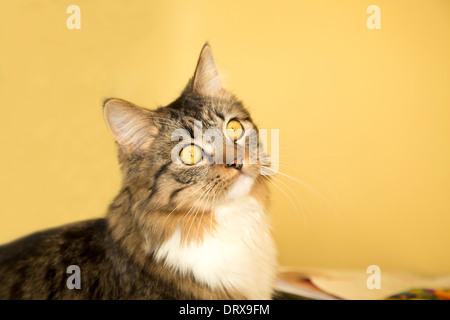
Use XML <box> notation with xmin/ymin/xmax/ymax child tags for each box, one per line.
<box><xmin>154</xmin><ymin>196</ymin><xmax>277</xmax><ymax>299</ymax></box>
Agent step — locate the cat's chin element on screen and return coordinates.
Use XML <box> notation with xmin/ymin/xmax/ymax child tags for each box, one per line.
<box><xmin>224</xmin><ymin>173</ymin><xmax>256</xmax><ymax>201</ymax></box>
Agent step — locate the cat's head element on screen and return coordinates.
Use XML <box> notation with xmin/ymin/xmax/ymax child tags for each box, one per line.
<box><xmin>104</xmin><ymin>44</ymin><xmax>267</xmax><ymax>218</ymax></box>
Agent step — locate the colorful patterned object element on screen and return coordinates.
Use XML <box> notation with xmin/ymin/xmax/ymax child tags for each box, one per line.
<box><xmin>386</xmin><ymin>288</ymin><xmax>450</xmax><ymax>300</ymax></box>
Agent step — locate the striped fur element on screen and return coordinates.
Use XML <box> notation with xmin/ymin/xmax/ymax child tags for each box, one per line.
<box><xmin>0</xmin><ymin>44</ymin><xmax>277</xmax><ymax>299</ymax></box>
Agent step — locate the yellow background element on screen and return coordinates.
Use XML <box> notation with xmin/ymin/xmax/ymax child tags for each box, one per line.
<box><xmin>1</xmin><ymin>1</ymin><xmax>449</xmax><ymax>276</ymax></box>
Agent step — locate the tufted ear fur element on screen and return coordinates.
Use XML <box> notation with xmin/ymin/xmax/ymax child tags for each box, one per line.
<box><xmin>103</xmin><ymin>98</ymin><xmax>157</xmax><ymax>155</ymax></box>
<box><xmin>188</xmin><ymin>43</ymin><xmax>225</xmax><ymax>96</ymax></box>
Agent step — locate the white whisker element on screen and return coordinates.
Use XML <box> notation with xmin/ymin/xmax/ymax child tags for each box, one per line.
<box><xmin>187</xmin><ymin>184</ymin><xmax>214</xmax><ymax>240</ymax></box>
<box><xmin>195</xmin><ymin>183</ymin><xmax>216</xmax><ymax>241</ymax></box>
<box><xmin>261</xmin><ymin>174</ymin><xmax>308</xmax><ymax>232</ymax></box>
<box><xmin>261</xmin><ymin>165</ymin><xmax>346</xmax><ymax>231</ymax></box>
<box><xmin>161</xmin><ymin>181</ymin><xmax>210</xmax><ymax>226</ymax></box>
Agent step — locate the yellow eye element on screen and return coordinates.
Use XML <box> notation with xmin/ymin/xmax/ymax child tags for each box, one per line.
<box><xmin>179</xmin><ymin>144</ymin><xmax>203</xmax><ymax>165</ymax></box>
<box><xmin>226</xmin><ymin>120</ymin><xmax>244</xmax><ymax>141</ymax></box>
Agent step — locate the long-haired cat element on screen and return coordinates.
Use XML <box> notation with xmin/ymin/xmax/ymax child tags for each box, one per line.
<box><xmin>0</xmin><ymin>44</ymin><xmax>277</xmax><ymax>300</ymax></box>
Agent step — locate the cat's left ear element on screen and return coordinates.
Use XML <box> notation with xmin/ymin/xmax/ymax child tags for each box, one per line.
<box><xmin>189</xmin><ymin>43</ymin><xmax>225</xmax><ymax>96</ymax></box>
<box><xmin>103</xmin><ymin>98</ymin><xmax>157</xmax><ymax>155</ymax></box>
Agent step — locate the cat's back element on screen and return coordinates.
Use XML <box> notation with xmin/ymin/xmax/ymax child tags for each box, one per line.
<box><xmin>0</xmin><ymin>219</ymin><xmax>112</xmax><ymax>299</ymax></box>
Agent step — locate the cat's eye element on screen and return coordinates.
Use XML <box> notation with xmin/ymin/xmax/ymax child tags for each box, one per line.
<box><xmin>179</xmin><ymin>144</ymin><xmax>203</xmax><ymax>165</ymax></box>
<box><xmin>226</xmin><ymin>120</ymin><xmax>244</xmax><ymax>141</ymax></box>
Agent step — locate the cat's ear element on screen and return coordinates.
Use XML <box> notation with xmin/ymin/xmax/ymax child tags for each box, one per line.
<box><xmin>103</xmin><ymin>98</ymin><xmax>157</xmax><ymax>155</ymax></box>
<box><xmin>189</xmin><ymin>43</ymin><xmax>224</xmax><ymax>96</ymax></box>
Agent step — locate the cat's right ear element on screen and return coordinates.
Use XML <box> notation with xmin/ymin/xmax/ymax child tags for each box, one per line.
<box><xmin>103</xmin><ymin>98</ymin><xmax>157</xmax><ymax>156</ymax></box>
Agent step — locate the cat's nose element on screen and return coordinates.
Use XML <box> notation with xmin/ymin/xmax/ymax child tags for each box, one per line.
<box><xmin>225</xmin><ymin>157</ymin><xmax>243</xmax><ymax>171</ymax></box>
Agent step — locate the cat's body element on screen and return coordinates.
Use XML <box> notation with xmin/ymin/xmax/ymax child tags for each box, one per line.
<box><xmin>0</xmin><ymin>195</ymin><xmax>274</xmax><ymax>299</ymax></box>
<box><xmin>0</xmin><ymin>44</ymin><xmax>277</xmax><ymax>300</ymax></box>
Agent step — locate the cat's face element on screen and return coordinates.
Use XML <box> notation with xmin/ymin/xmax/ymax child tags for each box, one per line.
<box><xmin>104</xmin><ymin>45</ymin><xmax>265</xmax><ymax>217</ymax></box>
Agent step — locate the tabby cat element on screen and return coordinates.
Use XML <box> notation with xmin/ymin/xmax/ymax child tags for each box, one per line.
<box><xmin>0</xmin><ymin>44</ymin><xmax>277</xmax><ymax>300</ymax></box>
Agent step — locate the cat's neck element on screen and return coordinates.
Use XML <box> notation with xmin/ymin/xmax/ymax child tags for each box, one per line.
<box><xmin>154</xmin><ymin>194</ymin><xmax>277</xmax><ymax>299</ymax></box>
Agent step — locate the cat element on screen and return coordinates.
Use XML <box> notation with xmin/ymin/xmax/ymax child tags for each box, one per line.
<box><xmin>0</xmin><ymin>44</ymin><xmax>277</xmax><ymax>300</ymax></box>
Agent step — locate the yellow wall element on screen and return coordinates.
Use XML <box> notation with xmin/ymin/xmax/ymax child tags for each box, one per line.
<box><xmin>1</xmin><ymin>1</ymin><xmax>449</xmax><ymax>276</ymax></box>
